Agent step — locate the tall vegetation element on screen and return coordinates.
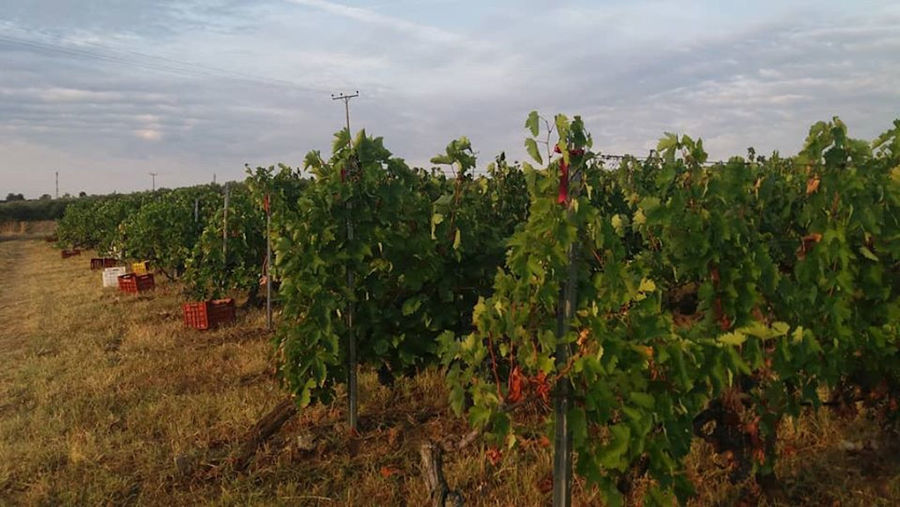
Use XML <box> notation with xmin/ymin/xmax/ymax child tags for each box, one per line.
<box><xmin>54</xmin><ymin>115</ymin><xmax>899</xmax><ymax>504</ymax></box>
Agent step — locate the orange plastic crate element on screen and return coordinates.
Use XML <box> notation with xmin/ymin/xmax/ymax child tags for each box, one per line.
<box><xmin>183</xmin><ymin>298</ymin><xmax>236</xmax><ymax>330</ymax></box>
<box><xmin>117</xmin><ymin>273</ymin><xmax>155</xmax><ymax>294</ymax></box>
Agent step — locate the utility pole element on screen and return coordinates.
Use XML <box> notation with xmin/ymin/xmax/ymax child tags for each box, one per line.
<box><xmin>55</xmin><ymin>171</ymin><xmax>59</xmax><ymax>199</ymax></box>
<box><xmin>331</xmin><ymin>91</ymin><xmax>359</xmax><ymax>142</ymax></box>
<box><xmin>331</xmin><ymin>90</ymin><xmax>359</xmax><ymax>432</ymax></box>
<box><xmin>149</xmin><ymin>172</ymin><xmax>158</xmax><ymax>191</ymax></box>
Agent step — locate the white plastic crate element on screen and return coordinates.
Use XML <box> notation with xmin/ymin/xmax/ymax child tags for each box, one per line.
<box><xmin>102</xmin><ymin>266</ymin><xmax>127</xmax><ymax>288</ymax></box>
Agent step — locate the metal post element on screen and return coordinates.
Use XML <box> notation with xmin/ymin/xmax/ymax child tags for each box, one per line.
<box><xmin>346</xmin><ymin>197</ymin><xmax>357</xmax><ymax>432</ymax></box>
<box><xmin>266</xmin><ymin>196</ymin><xmax>273</xmax><ymax>330</ymax></box>
<box><xmin>55</xmin><ymin>171</ymin><xmax>59</xmax><ymax>199</ymax></box>
<box><xmin>223</xmin><ymin>183</ymin><xmax>229</xmax><ymax>262</ymax></box>
<box><xmin>553</xmin><ymin>165</ymin><xmax>580</xmax><ymax>507</ymax></box>
<box><xmin>194</xmin><ymin>199</ymin><xmax>199</xmax><ymax>223</ymax></box>
<box><xmin>331</xmin><ymin>90</ymin><xmax>359</xmax><ymax>432</ymax></box>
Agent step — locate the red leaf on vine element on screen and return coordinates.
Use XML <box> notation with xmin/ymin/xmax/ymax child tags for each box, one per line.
<box><xmin>797</xmin><ymin>232</ymin><xmax>823</xmax><ymax>260</ymax></box>
<box><xmin>714</xmin><ymin>297</ymin><xmax>731</xmax><ymax>331</ymax></box>
<box><xmin>537</xmin><ymin>473</ymin><xmax>553</xmax><ymax>494</ymax></box>
<box><xmin>806</xmin><ymin>177</ymin><xmax>820</xmax><ymax>195</ymax></box>
<box><xmin>577</xmin><ymin>328</ymin><xmax>590</xmax><ymax>347</ymax></box>
<box><xmin>533</xmin><ymin>371</ymin><xmax>551</xmax><ymax>404</ymax></box>
<box><xmin>636</xmin><ymin>345</ymin><xmax>654</xmax><ymax>359</ymax></box>
<box><xmin>558</xmin><ymin>159</ymin><xmax>569</xmax><ymax>205</ymax></box>
<box><xmin>486</xmin><ymin>446</ymin><xmax>503</xmax><ymax>466</ymax></box>
<box><xmin>752</xmin><ymin>447</ymin><xmax>766</xmax><ymax>464</ymax></box>
<box><xmin>752</xmin><ymin>306</ymin><xmax>766</xmax><ymax>323</ymax></box>
<box><xmin>744</xmin><ymin>419</ymin><xmax>759</xmax><ymax>439</ymax></box>
<box><xmin>507</xmin><ymin>366</ymin><xmax>524</xmax><ymax>404</ymax></box>
<box><xmin>710</xmin><ymin>266</ymin><xmax>720</xmax><ymax>286</ymax></box>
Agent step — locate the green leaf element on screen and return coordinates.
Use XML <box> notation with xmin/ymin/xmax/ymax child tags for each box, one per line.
<box><xmin>453</xmin><ymin>228</ymin><xmax>461</xmax><ymax>250</ymax></box>
<box><xmin>469</xmin><ymin>405</ymin><xmax>492</xmax><ymax>428</ymax></box>
<box><xmin>718</xmin><ymin>331</ymin><xmax>746</xmax><ymax>346</ymax></box>
<box><xmin>598</xmin><ymin>424</ymin><xmax>631</xmax><ymax>470</ymax></box>
<box><xmin>402</xmin><ymin>296</ymin><xmax>423</xmax><ymax>316</ymax></box>
<box><xmin>524</xmin><ymin>138</ymin><xmax>543</xmax><ymax>164</ymax></box>
<box><xmin>506</xmin><ymin>432</ymin><xmax>517</xmax><ymax>450</ymax></box>
<box><xmin>859</xmin><ymin>245</ymin><xmax>879</xmax><ymax>261</ymax></box>
<box><xmin>525</xmin><ymin>111</ymin><xmax>540</xmax><ymax>137</ymax></box>
<box><xmin>555</xmin><ymin>114</ymin><xmax>570</xmax><ymax>140</ymax></box>
<box><xmin>430</xmin><ymin>213</ymin><xmax>444</xmax><ymax>239</ymax></box>
<box><xmin>771</xmin><ymin>321</ymin><xmax>790</xmax><ymax>336</ymax></box>
<box><xmin>629</xmin><ymin>392</ymin><xmax>655</xmax><ymax>409</ymax></box>
<box><xmin>657</xmin><ymin>132</ymin><xmax>678</xmax><ymax>152</ymax></box>
<box><xmin>638</xmin><ymin>278</ymin><xmax>656</xmax><ymax>293</ymax></box>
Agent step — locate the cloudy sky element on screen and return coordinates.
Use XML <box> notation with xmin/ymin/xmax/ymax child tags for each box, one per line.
<box><xmin>1</xmin><ymin>0</ymin><xmax>899</xmax><ymax>198</ymax></box>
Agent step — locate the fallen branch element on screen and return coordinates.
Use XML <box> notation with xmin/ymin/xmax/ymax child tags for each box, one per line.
<box><xmin>420</xmin><ymin>442</ymin><xmax>464</xmax><ymax>507</ymax></box>
<box><xmin>455</xmin><ymin>428</ymin><xmax>481</xmax><ymax>451</ymax></box>
<box><xmin>232</xmin><ymin>396</ymin><xmax>298</xmax><ymax>471</ymax></box>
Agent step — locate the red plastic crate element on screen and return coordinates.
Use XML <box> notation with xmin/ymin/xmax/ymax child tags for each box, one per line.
<box><xmin>61</xmin><ymin>249</ymin><xmax>81</xmax><ymax>259</ymax></box>
<box><xmin>117</xmin><ymin>273</ymin><xmax>155</xmax><ymax>294</ymax></box>
<box><xmin>182</xmin><ymin>298</ymin><xmax>236</xmax><ymax>330</ymax></box>
<box><xmin>90</xmin><ymin>258</ymin><xmax>119</xmax><ymax>270</ymax></box>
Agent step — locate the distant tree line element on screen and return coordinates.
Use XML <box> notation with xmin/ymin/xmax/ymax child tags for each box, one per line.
<box><xmin>0</xmin><ymin>194</ymin><xmax>87</xmax><ymax>222</ymax></box>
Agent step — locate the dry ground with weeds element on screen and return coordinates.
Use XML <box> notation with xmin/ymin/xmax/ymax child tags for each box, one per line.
<box><xmin>0</xmin><ymin>221</ymin><xmax>56</xmax><ymax>241</ymax></box>
<box><xmin>0</xmin><ymin>238</ymin><xmax>897</xmax><ymax>506</ymax></box>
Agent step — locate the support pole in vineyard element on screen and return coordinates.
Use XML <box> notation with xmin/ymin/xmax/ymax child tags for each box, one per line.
<box><xmin>332</xmin><ymin>90</ymin><xmax>359</xmax><ymax>432</ymax></box>
<box><xmin>553</xmin><ymin>155</ymin><xmax>580</xmax><ymax>507</ymax></box>
<box><xmin>265</xmin><ymin>194</ymin><xmax>272</xmax><ymax>331</ymax></box>
<box><xmin>223</xmin><ymin>183</ymin><xmax>230</xmax><ymax>261</ymax></box>
<box><xmin>194</xmin><ymin>198</ymin><xmax>199</xmax><ymax>223</ymax></box>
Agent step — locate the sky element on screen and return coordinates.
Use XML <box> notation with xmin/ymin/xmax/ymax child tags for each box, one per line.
<box><xmin>1</xmin><ymin>0</ymin><xmax>899</xmax><ymax>198</ymax></box>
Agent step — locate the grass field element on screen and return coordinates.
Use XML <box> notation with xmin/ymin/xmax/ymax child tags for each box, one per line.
<box><xmin>0</xmin><ymin>221</ymin><xmax>56</xmax><ymax>241</ymax></box>
<box><xmin>0</xmin><ymin>238</ymin><xmax>897</xmax><ymax>505</ymax></box>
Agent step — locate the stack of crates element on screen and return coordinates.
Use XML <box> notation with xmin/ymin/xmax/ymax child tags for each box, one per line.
<box><xmin>91</xmin><ymin>258</ymin><xmax>119</xmax><ymax>270</ymax></box>
<box><xmin>102</xmin><ymin>266</ymin><xmax>127</xmax><ymax>288</ymax></box>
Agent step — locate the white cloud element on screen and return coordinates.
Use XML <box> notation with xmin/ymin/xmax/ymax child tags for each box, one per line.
<box><xmin>285</xmin><ymin>0</ymin><xmax>467</xmax><ymax>46</ymax></box>
<box><xmin>134</xmin><ymin>129</ymin><xmax>163</xmax><ymax>141</ymax></box>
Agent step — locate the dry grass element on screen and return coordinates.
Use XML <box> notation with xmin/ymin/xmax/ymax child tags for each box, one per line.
<box><xmin>0</xmin><ymin>220</ymin><xmax>56</xmax><ymax>240</ymax></box>
<box><xmin>0</xmin><ymin>239</ymin><xmax>897</xmax><ymax>506</ymax></box>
